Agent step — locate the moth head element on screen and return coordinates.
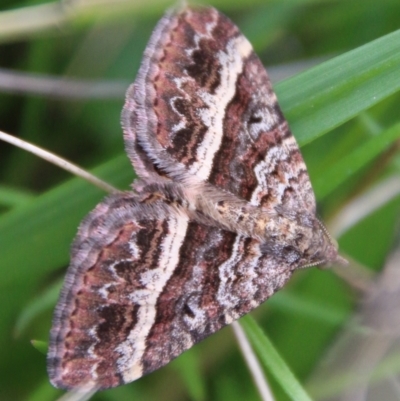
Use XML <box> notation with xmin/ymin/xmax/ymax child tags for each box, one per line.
<box><xmin>312</xmin><ymin>220</ymin><xmax>348</xmax><ymax>269</ymax></box>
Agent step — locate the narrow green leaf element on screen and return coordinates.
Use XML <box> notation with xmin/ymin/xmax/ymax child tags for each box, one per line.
<box><xmin>240</xmin><ymin>315</ymin><xmax>313</xmax><ymax>401</ymax></box>
<box><xmin>172</xmin><ymin>349</ymin><xmax>206</xmax><ymax>401</ymax></box>
<box><xmin>276</xmin><ymin>29</ymin><xmax>400</xmax><ymax>146</ymax></box>
<box><xmin>0</xmin><ymin>185</ymin><xmax>35</xmax><ymax>207</ymax></box>
<box><xmin>14</xmin><ymin>279</ymin><xmax>63</xmax><ymax>337</ymax></box>
<box><xmin>30</xmin><ymin>340</ymin><xmax>48</xmax><ymax>355</ymax></box>
<box><xmin>314</xmin><ymin>122</ymin><xmax>400</xmax><ymax>199</ymax></box>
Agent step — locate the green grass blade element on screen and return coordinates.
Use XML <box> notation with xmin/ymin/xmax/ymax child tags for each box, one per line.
<box><xmin>240</xmin><ymin>315</ymin><xmax>313</xmax><ymax>401</ymax></box>
<box><xmin>30</xmin><ymin>340</ymin><xmax>48</xmax><ymax>355</ymax></box>
<box><xmin>276</xmin><ymin>29</ymin><xmax>400</xmax><ymax>146</ymax></box>
<box><xmin>14</xmin><ymin>279</ymin><xmax>63</xmax><ymax>337</ymax></box>
<box><xmin>314</xmin><ymin>122</ymin><xmax>400</xmax><ymax>199</ymax></box>
<box><xmin>171</xmin><ymin>349</ymin><xmax>206</xmax><ymax>401</ymax></box>
<box><xmin>0</xmin><ymin>185</ymin><xmax>35</xmax><ymax>207</ymax></box>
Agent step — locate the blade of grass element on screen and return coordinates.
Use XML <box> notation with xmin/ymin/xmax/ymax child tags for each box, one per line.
<box><xmin>14</xmin><ymin>279</ymin><xmax>63</xmax><ymax>337</ymax></box>
<box><xmin>30</xmin><ymin>340</ymin><xmax>48</xmax><ymax>355</ymax></box>
<box><xmin>171</xmin><ymin>348</ymin><xmax>206</xmax><ymax>401</ymax></box>
<box><xmin>0</xmin><ymin>184</ymin><xmax>35</xmax><ymax>207</ymax></box>
<box><xmin>233</xmin><ymin>322</ymin><xmax>275</xmax><ymax>401</ymax></box>
<box><xmin>240</xmin><ymin>315</ymin><xmax>313</xmax><ymax>401</ymax></box>
<box><xmin>276</xmin><ymin>29</ymin><xmax>400</xmax><ymax>146</ymax></box>
<box><xmin>314</xmin><ymin>122</ymin><xmax>400</xmax><ymax>200</ymax></box>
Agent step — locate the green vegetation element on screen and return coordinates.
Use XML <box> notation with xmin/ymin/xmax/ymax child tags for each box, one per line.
<box><xmin>1</xmin><ymin>0</ymin><xmax>400</xmax><ymax>400</ymax></box>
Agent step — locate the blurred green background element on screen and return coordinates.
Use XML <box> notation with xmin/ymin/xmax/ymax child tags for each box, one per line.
<box><xmin>1</xmin><ymin>0</ymin><xmax>400</xmax><ymax>400</ymax></box>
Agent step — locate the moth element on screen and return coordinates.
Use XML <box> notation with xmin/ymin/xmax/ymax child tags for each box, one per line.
<box><xmin>48</xmin><ymin>4</ymin><xmax>343</xmax><ymax>391</ymax></box>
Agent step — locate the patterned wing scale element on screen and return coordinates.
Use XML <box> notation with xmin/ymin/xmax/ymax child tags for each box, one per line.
<box><xmin>122</xmin><ymin>6</ymin><xmax>316</xmax><ymax>215</ymax></box>
<box><xmin>49</xmin><ymin>4</ymin><xmax>342</xmax><ymax>392</ymax></box>
<box><xmin>48</xmin><ymin>193</ymin><xmax>294</xmax><ymax>390</ymax></box>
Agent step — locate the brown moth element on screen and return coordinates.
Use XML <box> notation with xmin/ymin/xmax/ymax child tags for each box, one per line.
<box><xmin>48</xmin><ymin>4</ymin><xmax>344</xmax><ymax>391</ymax></box>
